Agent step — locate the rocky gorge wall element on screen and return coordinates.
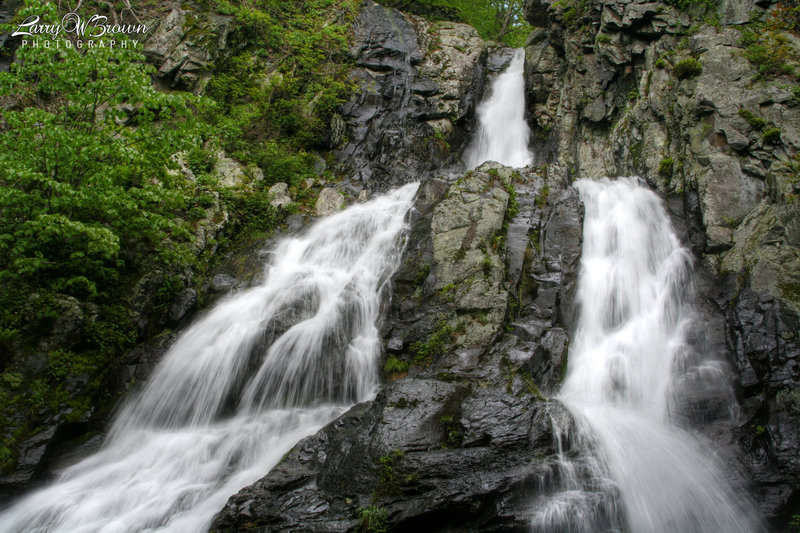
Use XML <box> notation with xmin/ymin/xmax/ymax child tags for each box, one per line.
<box><xmin>212</xmin><ymin>0</ymin><xmax>799</xmax><ymax>530</ymax></box>
<box><xmin>0</xmin><ymin>0</ymin><xmax>797</xmax><ymax>529</ymax></box>
<box><xmin>523</xmin><ymin>0</ymin><xmax>799</xmax><ymax>524</ymax></box>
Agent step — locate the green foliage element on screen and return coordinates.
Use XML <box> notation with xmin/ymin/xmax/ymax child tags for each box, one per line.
<box><xmin>375</xmin><ymin>450</ymin><xmax>404</xmax><ymax>497</ymax></box>
<box><xmin>440</xmin><ymin>414</ymin><xmax>462</xmax><ymax>447</ymax></box>
<box><xmin>208</xmin><ymin>0</ymin><xmax>357</xmax><ymax>182</ymax></box>
<box><xmin>655</xmin><ymin>58</ymin><xmax>668</xmax><ymax>69</ymax></box>
<box><xmin>358</xmin><ymin>505</ymin><xmax>388</xmax><ymax>533</ymax></box>
<box><xmin>554</xmin><ymin>0</ymin><xmax>589</xmax><ymax>28</ymax></box>
<box><xmin>595</xmin><ymin>33</ymin><xmax>611</xmax><ymax>44</ymax></box>
<box><xmin>414</xmin><ymin>263</ymin><xmax>431</xmax><ymax>287</ymax></box>
<box><xmin>658</xmin><ymin>157</ymin><xmax>675</xmax><ymax>179</ymax></box>
<box><xmin>673</xmin><ymin>58</ymin><xmax>703</xmax><ymax>79</ymax></box>
<box><xmin>0</xmin><ymin>371</ymin><xmax>22</xmax><ymax>390</ymax></box>
<box><xmin>535</xmin><ymin>184</ymin><xmax>550</xmax><ymax>209</ymax></box>
<box><xmin>376</xmin><ymin>0</ymin><xmax>531</xmax><ymax>46</ymax></box>
<box><xmin>740</xmin><ymin>27</ymin><xmax>799</xmax><ymax>80</ymax></box>
<box><xmin>790</xmin><ymin>514</ymin><xmax>800</xmax><ymax>533</ymax></box>
<box><xmin>762</xmin><ymin>127</ymin><xmax>783</xmax><ymax>144</ymax></box>
<box><xmin>663</xmin><ymin>0</ymin><xmax>716</xmax><ymax>10</ymax></box>
<box><xmin>0</xmin><ymin>10</ymin><xmax>208</xmax><ymax>312</ymax></box>
<box><xmin>384</xmin><ymin>355</ymin><xmax>410</xmax><ymax>375</ymax></box>
<box><xmin>738</xmin><ymin>108</ymin><xmax>768</xmax><ymax>131</ymax></box>
<box><xmin>410</xmin><ymin>321</ymin><xmax>453</xmax><ymax>366</ymax></box>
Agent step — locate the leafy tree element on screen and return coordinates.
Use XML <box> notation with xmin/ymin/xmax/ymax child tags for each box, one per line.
<box><xmin>0</xmin><ymin>1</ymin><xmax>206</xmax><ymax>314</ymax></box>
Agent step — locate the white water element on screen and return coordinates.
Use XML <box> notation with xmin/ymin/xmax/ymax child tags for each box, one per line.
<box><xmin>0</xmin><ymin>183</ymin><xmax>419</xmax><ymax>533</ymax></box>
<box><xmin>536</xmin><ymin>178</ymin><xmax>764</xmax><ymax>532</ymax></box>
<box><xmin>464</xmin><ymin>48</ymin><xmax>533</xmax><ymax>169</ymax></box>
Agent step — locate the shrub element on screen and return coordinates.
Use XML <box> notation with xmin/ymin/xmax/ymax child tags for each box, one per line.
<box><xmin>384</xmin><ymin>355</ymin><xmax>410</xmax><ymax>374</ymax></box>
<box><xmin>358</xmin><ymin>505</ymin><xmax>388</xmax><ymax>533</ymax></box>
<box><xmin>673</xmin><ymin>58</ymin><xmax>703</xmax><ymax>79</ymax></box>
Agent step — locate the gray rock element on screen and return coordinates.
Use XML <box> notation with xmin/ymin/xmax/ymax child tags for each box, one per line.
<box><xmin>315</xmin><ymin>188</ymin><xmax>344</xmax><ymax>216</ymax></box>
<box><xmin>333</xmin><ymin>1</ymin><xmax>488</xmax><ymax>191</ymax></box>
<box><xmin>268</xmin><ymin>182</ymin><xmax>292</xmax><ymax>208</ymax></box>
<box><xmin>168</xmin><ymin>288</ymin><xmax>197</xmax><ymax>323</ymax></box>
<box><xmin>212</xmin><ymin>152</ymin><xmax>247</xmax><ymax>188</ymax></box>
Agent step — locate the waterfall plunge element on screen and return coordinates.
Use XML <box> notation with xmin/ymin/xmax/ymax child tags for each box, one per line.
<box><xmin>535</xmin><ymin>178</ymin><xmax>764</xmax><ymax>533</ymax></box>
<box><xmin>464</xmin><ymin>48</ymin><xmax>533</xmax><ymax>169</ymax></box>
<box><xmin>0</xmin><ymin>183</ymin><xmax>419</xmax><ymax>533</ymax></box>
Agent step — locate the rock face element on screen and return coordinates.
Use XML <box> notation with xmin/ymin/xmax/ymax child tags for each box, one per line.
<box><xmin>522</xmin><ymin>0</ymin><xmax>799</xmax><ymax>525</ymax></box>
<box><xmin>142</xmin><ymin>7</ymin><xmax>232</xmax><ymax>92</ymax></box>
<box><xmin>211</xmin><ymin>164</ymin><xmax>589</xmax><ymax>531</ymax></box>
<box><xmin>333</xmin><ymin>1</ymin><xmax>495</xmax><ymax>192</ymax></box>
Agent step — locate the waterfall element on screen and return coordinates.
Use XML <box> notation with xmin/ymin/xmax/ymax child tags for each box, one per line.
<box><xmin>0</xmin><ymin>183</ymin><xmax>419</xmax><ymax>533</ymax></box>
<box><xmin>534</xmin><ymin>177</ymin><xmax>764</xmax><ymax>532</ymax></box>
<box><xmin>464</xmin><ymin>48</ymin><xmax>533</xmax><ymax>169</ymax></box>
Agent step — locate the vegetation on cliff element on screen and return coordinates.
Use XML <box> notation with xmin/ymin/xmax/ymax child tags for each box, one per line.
<box><xmin>0</xmin><ymin>0</ymin><xmax>357</xmax><ymax>479</ymax></box>
<box><xmin>375</xmin><ymin>0</ymin><xmax>531</xmax><ymax>46</ymax></box>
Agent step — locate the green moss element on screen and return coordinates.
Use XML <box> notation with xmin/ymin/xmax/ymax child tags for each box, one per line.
<box><xmin>375</xmin><ymin>450</ymin><xmax>404</xmax><ymax>496</ymax></box>
<box><xmin>410</xmin><ymin>321</ymin><xmax>453</xmax><ymax>366</ymax></box>
<box><xmin>763</xmin><ymin>127</ymin><xmax>782</xmax><ymax>144</ymax></box>
<box><xmin>440</xmin><ymin>414</ymin><xmax>463</xmax><ymax>447</ymax></box>
<box><xmin>659</xmin><ymin>157</ymin><xmax>675</xmax><ymax>179</ymax></box>
<box><xmin>414</xmin><ymin>264</ymin><xmax>430</xmax><ymax>288</ymax></box>
<box><xmin>673</xmin><ymin>57</ymin><xmax>703</xmax><ymax>79</ymax></box>
<box><xmin>738</xmin><ymin>108</ymin><xmax>768</xmax><ymax>131</ymax></box>
<box><xmin>595</xmin><ymin>32</ymin><xmax>611</xmax><ymax>44</ymax></box>
<box><xmin>740</xmin><ymin>27</ymin><xmax>799</xmax><ymax>81</ymax></box>
<box><xmin>534</xmin><ymin>184</ymin><xmax>550</xmax><ymax>209</ymax></box>
<box><xmin>779</xmin><ymin>281</ymin><xmax>800</xmax><ymax>305</ymax></box>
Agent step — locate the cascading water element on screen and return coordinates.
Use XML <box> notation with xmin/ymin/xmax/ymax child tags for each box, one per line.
<box><xmin>0</xmin><ymin>183</ymin><xmax>419</xmax><ymax>533</ymax></box>
<box><xmin>534</xmin><ymin>177</ymin><xmax>764</xmax><ymax>532</ymax></box>
<box><xmin>464</xmin><ymin>48</ymin><xmax>533</xmax><ymax>169</ymax></box>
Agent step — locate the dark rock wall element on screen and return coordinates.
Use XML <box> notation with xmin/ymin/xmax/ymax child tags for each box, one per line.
<box><xmin>333</xmin><ymin>1</ymin><xmax>494</xmax><ymax>193</ymax></box>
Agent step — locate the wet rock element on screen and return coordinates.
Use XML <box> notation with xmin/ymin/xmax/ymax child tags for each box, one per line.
<box><xmin>334</xmin><ymin>1</ymin><xmax>489</xmax><ymax>191</ymax></box>
<box><xmin>521</xmin><ymin>0</ymin><xmax>799</xmax><ymax>523</ymax></box>
<box><xmin>168</xmin><ymin>288</ymin><xmax>197</xmax><ymax>323</ymax></box>
<box><xmin>212</xmin><ymin>165</ymin><xmax>593</xmax><ymax>530</ymax></box>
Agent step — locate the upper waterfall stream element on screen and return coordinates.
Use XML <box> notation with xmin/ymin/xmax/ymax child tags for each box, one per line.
<box><xmin>536</xmin><ymin>178</ymin><xmax>764</xmax><ymax>532</ymax></box>
<box><xmin>464</xmin><ymin>48</ymin><xmax>533</xmax><ymax>169</ymax></box>
<box><xmin>0</xmin><ymin>183</ymin><xmax>419</xmax><ymax>533</ymax></box>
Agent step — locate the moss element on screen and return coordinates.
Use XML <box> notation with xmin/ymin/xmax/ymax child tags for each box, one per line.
<box><xmin>673</xmin><ymin>57</ymin><xmax>703</xmax><ymax>79</ymax></box>
<box><xmin>440</xmin><ymin>414</ymin><xmax>463</xmax><ymax>447</ymax></box>
<box><xmin>595</xmin><ymin>32</ymin><xmax>611</xmax><ymax>44</ymax></box>
<box><xmin>762</xmin><ymin>127</ymin><xmax>783</xmax><ymax>144</ymax></box>
<box><xmin>738</xmin><ymin>108</ymin><xmax>768</xmax><ymax>131</ymax></box>
<box><xmin>413</xmin><ymin>264</ymin><xmax>430</xmax><ymax>288</ymax></box>
<box><xmin>534</xmin><ymin>184</ymin><xmax>550</xmax><ymax>209</ymax></box>
<box><xmin>375</xmin><ymin>450</ymin><xmax>404</xmax><ymax>496</ymax></box>
<box><xmin>659</xmin><ymin>157</ymin><xmax>675</xmax><ymax>179</ymax></box>
<box><xmin>410</xmin><ymin>321</ymin><xmax>453</xmax><ymax>367</ymax></box>
<box><xmin>779</xmin><ymin>281</ymin><xmax>800</xmax><ymax>305</ymax></box>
